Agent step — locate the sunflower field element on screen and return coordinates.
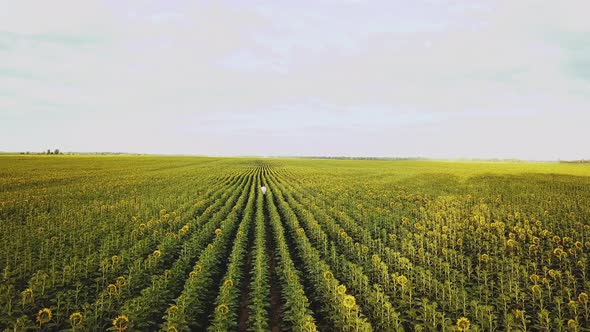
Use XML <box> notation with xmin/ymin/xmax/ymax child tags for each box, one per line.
<box><xmin>1</xmin><ymin>156</ymin><xmax>589</xmax><ymax>331</ymax></box>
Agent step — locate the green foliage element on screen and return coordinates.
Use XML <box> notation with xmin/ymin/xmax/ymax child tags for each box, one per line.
<box><xmin>1</xmin><ymin>156</ymin><xmax>589</xmax><ymax>331</ymax></box>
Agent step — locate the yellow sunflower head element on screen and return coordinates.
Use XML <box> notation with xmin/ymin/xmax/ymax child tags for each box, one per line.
<box><xmin>513</xmin><ymin>309</ymin><xmax>524</xmax><ymax>320</ymax></box>
<box><xmin>116</xmin><ymin>276</ymin><xmax>127</xmax><ymax>287</ymax></box>
<box><xmin>216</xmin><ymin>304</ymin><xmax>229</xmax><ymax>315</ymax></box>
<box><xmin>167</xmin><ymin>305</ymin><xmax>179</xmax><ymax>315</ymax></box>
<box><xmin>36</xmin><ymin>308</ymin><xmax>52</xmax><ymax>325</ymax></box>
<box><xmin>506</xmin><ymin>239</ymin><xmax>518</xmax><ymax>249</ymax></box>
<box><xmin>21</xmin><ymin>288</ymin><xmax>34</xmax><ymax>304</ymax></box>
<box><xmin>336</xmin><ymin>284</ymin><xmax>347</xmax><ymax>296</ymax></box>
<box><xmin>479</xmin><ymin>254</ymin><xmax>490</xmax><ymax>263</ymax></box>
<box><xmin>553</xmin><ymin>247</ymin><xmax>564</xmax><ymax>257</ymax></box>
<box><xmin>107</xmin><ymin>284</ymin><xmax>118</xmax><ymax>296</ymax></box>
<box><xmin>396</xmin><ymin>275</ymin><xmax>409</xmax><ymax>287</ymax></box>
<box><xmin>568</xmin><ymin>300</ymin><xmax>578</xmax><ymax>311</ymax></box>
<box><xmin>179</xmin><ymin>225</ymin><xmax>189</xmax><ymax>236</ymax></box>
<box><xmin>112</xmin><ymin>315</ymin><xmax>129</xmax><ymax>332</ymax></box>
<box><xmin>343</xmin><ymin>295</ymin><xmax>356</xmax><ymax>309</ymax></box>
<box><xmin>567</xmin><ymin>319</ymin><xmax>577</xmax><ymax>331</ymax></box>
<box><xmin>304</xmin><ymin>321</ymin><xmax>317</xmax><ymax>332</ymax></box>
<box><xmin>456</xmin><ymin>317</ymin><xmax>470</xmax><ymax>331</ymax></box>
<box><xmin>69</xmin><ymin>312</ymin><xmax>83</xmax><ymax>327</ymax></box>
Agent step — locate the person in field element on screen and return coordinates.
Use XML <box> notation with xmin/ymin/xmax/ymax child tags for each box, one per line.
<box><xmin>261</xmin><ymin>186</ymin><xmax>267</xmax><ymax>195</ymax></box>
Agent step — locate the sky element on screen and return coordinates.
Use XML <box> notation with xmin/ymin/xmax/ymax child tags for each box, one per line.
<box><xmin>1</xmin><ymin>1</ymin><xmax>589</xmax><ymax>160</ymax></box>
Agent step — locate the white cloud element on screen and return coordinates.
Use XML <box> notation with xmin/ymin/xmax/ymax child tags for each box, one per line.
<box><xmin>1</xmin><ymin>0</ymin><xmax>589</xmax><ymax>159</ymax></box>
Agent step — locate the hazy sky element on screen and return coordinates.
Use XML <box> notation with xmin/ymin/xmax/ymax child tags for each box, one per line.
<box><xmin>1</xmin><ymin>1</ymin><xmax>589</xmax><ymax>159</ymax></box>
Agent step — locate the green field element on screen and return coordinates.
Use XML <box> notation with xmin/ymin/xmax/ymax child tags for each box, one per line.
<box><xmin>1</xmin><ymin>156</ymin><xmax>589</xmax><ymax>331</ymax></box>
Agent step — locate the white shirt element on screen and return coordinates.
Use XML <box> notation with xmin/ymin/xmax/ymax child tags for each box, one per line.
<box><xmin>261</xmin><ymin>186</ymin><xmax>267</xmax><ymax>195</ymax></box>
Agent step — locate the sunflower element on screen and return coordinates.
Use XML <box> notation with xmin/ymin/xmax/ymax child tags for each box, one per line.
<box><xmin>217</xmin><ymin>304</ymin><xmax>229</xmax><ymax>315</ymax></box>
<box><xmin>224</xmin><ymin>279</ymin><xmax>234</xmax><ymax>287</ymax></box>
<box><xmin>153</xmin><ymin>250</ymin><xmax>162</xmax><ymax>258</ymax></box>
<box><xmin>553</xmin><ymin>247</ymin><xmax>564</xmax><ymax>257</ymax></box>
<box><xmin>336</xmin><ymin>284</ymin><xmax>347</xmax><ymax>296</ymax></box>
<box><xmin>21</xmin><ymin>288</ymin><xmax>34</xmax><ymax>304</ymax></box>
<box><xmin>506</xmin><ymin>239</ymin><xmax>518</xmax><ymax>249</ymax></box>
<box><xmin>567</xmin><ymin>319</ymin><xmax>577</xmax><ymax>331</ymax></box>
<box><xmin>548</xmin><ymin>269</ymin><xmax>561</xmax><ymax>279</ymax></box>
<box><xmin>372</xmin><ymin>255</ymin><xmax>381</xmax><ymax>264</ymax></box>
<box><xmin>479</xmin><ymin>254</ymin><xmax>490</xmax><ymax>263</ymax></box>
<box><xmin>343</xmin><ymin>295</ymin><xmax>356</xmax><ymax>309</ymax></box>
<box><xmin>69</xmin><ymin>312</ymin><xmax>83</xmax><ymax>328</ymax></box>
<box><xmin>36</xmin><ymin>308</ymin><xmax>52</xmax><ymax>325</ymax></box>
<box><xmin>456</xmin><ymin>317</ymin><xmax>470</xmax><ymax>331</ymax></box>
<box><xmin>361</xmin><ymin>245</ymin><xmax>369</xmax><ymax>254</ymax></box>
<box><xmin>107</xmin><ymin>284</ymin><xmax>119</xmax><ymax>296</ymax></box>
<box><xmin>513</xmin><ymin>309</ymin><xmax>524</xmax><ymax>320</ymax></box>
<box><xmin>167</xmin><ymin>305</ymin><xmax>179</xmax><ymax>315</ymax></box>
<box><xmin>112</xmin><ymin>315</ymin><xmax>129</xmax><ymax>332</ymax></box>
<box><xmin>215</xmin><ymin>228</ymin><xmax>222</xmax><ymax>236</ymax></box>
<box><xmin>323</xmin><ymin>271</ymin><xmax>334</xmax><ymax>281</ymax></box>
<box><xmin>579</xmin><ymin>292</ymin><xmax>589</xmax><ymax>304</ymax></box>
<box><xmin>114</xmin><ymin>277</ymin><xmax>126</xmax><ymax>288</ymax></box>
<box><xmin>179</xmin><ymin>225</ymin><xmax>189</xmax><ymax>236</ymax></box>
<box><xmin>304</xmin><ymin>321</ymin><xmax>317</xmax><ymax>332</ymax></box>
<box><xmin>396</xmin><ymin>275</ymin><xmax>409</xmax><ymax>287</ymax></box>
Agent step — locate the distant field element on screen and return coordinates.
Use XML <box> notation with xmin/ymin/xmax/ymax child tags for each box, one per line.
<box><xmin>1</xmin><ymin>156</ymin><xmax>589</xmax><ymax>331</ymax></box>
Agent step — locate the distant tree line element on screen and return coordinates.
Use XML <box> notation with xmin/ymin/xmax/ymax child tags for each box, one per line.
<box><xmin>18</xmin><ymin>149</ymin><xmax>62</xmax><ymax>155</ymax></box>
<box><xmin>291</xmin><ymin>156</ymin><xmax>428</xmax><ymax>161</ymax></box>
<box><xmin>560</xmin><ymin>160</ymin><xmax>590</xmax><ymax>163</ymax></box>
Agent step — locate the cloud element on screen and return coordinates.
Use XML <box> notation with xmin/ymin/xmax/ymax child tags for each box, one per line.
<box><xmin>1</xmin><ymin>0</ymin><xmax>589</xmax><ymax>159</ymax></box>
